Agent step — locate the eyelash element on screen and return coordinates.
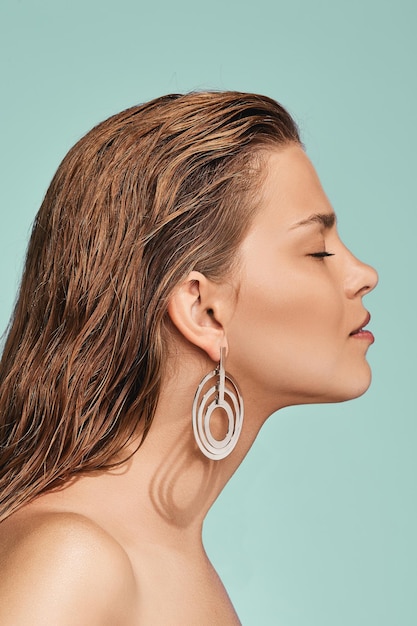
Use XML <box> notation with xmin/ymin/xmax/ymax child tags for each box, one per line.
<box><xmin>309</xmin><ymin>251</ymin><xmax>335</xmax><ymax>259</ymax></box>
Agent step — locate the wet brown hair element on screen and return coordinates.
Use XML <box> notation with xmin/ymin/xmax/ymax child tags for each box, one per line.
<box><xmin>0</xmin><ymin>91</ymin><xmax>300</xmax><ymax>521</ymax></box>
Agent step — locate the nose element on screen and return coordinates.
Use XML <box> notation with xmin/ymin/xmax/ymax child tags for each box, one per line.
<box><xmin>344</xmin><ymin>251</ymin><xmax>378</xmax><ymax>299</ymax></box>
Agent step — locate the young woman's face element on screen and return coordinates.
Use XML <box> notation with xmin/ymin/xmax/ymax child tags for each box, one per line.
<box><xmin>226</xmin><ymin>144</ymin><xmax>378</xmax><ymax>414</ymax></box>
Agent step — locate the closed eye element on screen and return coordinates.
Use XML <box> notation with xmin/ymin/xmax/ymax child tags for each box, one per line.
<box><xmin>309</xmin><ymin>251</ymin><xmax>335</xmax><ymax>258</ymax></box>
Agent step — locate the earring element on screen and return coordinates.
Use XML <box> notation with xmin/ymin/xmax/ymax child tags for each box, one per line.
<box><xmin>192</xmin><ymin>347</ymin><xmax>244</xmax><ymax>460</ymax></box>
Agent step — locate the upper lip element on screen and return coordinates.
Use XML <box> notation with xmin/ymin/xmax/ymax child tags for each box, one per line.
<box><xmin>350</xmin><ymin>312</ymin><xmax>371</xmax><ymax>335</ymax></box>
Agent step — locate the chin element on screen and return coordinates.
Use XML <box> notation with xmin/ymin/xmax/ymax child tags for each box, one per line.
<box><xmin>266</xmin><ymin>364</ymin><xmax>374</xmax><ymax>410</ymax></box>
<box><xmin>301</xmin><ymin>368</ymin><xmax>373</xmax><ymax>405</ymax></box>
<box><xmin>328</xmin><ymin>371</ymin><xmax>373</xmax><ymax>403</ymax></box>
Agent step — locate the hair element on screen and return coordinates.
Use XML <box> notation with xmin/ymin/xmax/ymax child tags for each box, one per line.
<box><xmin>0</xmin><ymin>91</ymin><xmax>300</xmax><ymax>521</ymax></box>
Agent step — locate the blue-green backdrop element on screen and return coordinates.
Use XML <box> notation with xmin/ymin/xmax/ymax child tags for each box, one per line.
<box><xmin>1</xmin><ymin>1</ymin><xmax>415</xmax><ymax>624</ymax></box>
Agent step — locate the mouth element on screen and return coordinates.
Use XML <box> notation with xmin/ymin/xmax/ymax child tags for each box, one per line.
<box><xmin>349</xmin><ymin>312</ymin><xmax>374</xmax><ymax>343</ymax></box>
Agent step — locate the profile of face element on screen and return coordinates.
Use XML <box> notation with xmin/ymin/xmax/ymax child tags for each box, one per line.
<box><xmin>226</xmin><ymin>144</ymin><xmax>378</xmax><ymax>415</ymax></box>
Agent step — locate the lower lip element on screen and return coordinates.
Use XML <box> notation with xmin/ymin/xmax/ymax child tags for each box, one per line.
<box><xmin>350</xmin><ymin>330</ymin><xmax>375</xmax><ymax>344</ymax></box>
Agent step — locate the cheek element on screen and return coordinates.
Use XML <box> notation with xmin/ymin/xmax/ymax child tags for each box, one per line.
<box><xmin>228</xmin><ymin>268</ymin><xmax>345</xmax><ymax>394</ymax></box>
<box><xmin>235</xmin><ymin>264</ymin><xmax>344</xmax><ymax>345</ymax></box>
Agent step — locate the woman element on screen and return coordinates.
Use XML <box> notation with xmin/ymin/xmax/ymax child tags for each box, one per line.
<box><xmin>0</xmin><ymin>91</ymin><xmax>377</xmax><ymax>624</ymax></box>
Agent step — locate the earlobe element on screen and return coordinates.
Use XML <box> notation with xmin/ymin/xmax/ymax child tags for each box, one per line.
<box><xmin>167</xmin><ymin>271</ymin><xmax>227</xmax><ymax>363</ymax></box>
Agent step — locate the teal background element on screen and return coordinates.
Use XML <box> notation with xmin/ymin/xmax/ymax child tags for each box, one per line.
<box><xmin>1</xmin><ymin>1</ymin><xmax>415</xmax><ymax>624</ymax></box>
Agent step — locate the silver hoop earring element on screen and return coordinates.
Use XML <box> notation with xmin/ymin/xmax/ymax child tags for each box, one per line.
<box><xmin>192</xmin><ymin>347</ymin><xmax>244</xmax><ymax>461</ymax></box>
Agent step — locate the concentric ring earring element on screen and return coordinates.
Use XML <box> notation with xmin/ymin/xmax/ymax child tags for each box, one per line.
<box><xmin>192</xmin><ymin>347</ymin><xmax>244</xmax><ymax>460</ymax></box>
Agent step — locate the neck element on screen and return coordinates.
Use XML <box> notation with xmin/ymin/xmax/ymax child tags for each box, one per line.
<box><xmin>30</xmin><ymin>353</ymin><xmax>267</xmax><ymax>552</ymax></box>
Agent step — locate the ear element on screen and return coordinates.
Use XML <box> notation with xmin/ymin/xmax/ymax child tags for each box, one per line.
<box><xmin>167</xmin><ymin>271</ymin><xmax>229</xmax><ymax>363</ymax></box>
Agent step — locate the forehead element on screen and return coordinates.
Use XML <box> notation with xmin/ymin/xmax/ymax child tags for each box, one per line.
<box><xmin>255</xmin><ymin>144</ymin><xmax>333</xmax><ymax>229</ymax></box>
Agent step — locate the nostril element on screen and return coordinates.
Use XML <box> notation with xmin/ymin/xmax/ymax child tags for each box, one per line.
<box><xmin>366</xmin><ymin>266</ymin><xmax>379</xmax><ymax>293</ymax></box>
<box><xmin>360</xmin><ymin>263</ymin><xmax>378</xmax><ymax>295</ymax></box>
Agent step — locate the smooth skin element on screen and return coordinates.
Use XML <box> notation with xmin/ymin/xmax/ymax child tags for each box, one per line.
<box><xmin>0</xmin><ymin>145</ymin><xmax>377</xmax><ymax>625</ymax></box>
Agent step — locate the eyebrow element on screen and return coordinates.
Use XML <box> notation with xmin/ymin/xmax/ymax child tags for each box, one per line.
<box><xmin>290</xmin><ymin>212</ymin><xmax>337</xmax><ymax>230</ymax></box>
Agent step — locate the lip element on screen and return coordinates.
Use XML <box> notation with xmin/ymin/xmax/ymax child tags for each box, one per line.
<box><xmin>349</xmin><ymin>312</ymin><xmax>374</xmax><ymax>343</ymax></box>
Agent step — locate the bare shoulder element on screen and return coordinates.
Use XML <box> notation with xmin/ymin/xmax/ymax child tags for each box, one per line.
<box><xmin>0</xmin><ymin>510</ymin><xmax>137</xmax><ymax>625</ymax></box>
